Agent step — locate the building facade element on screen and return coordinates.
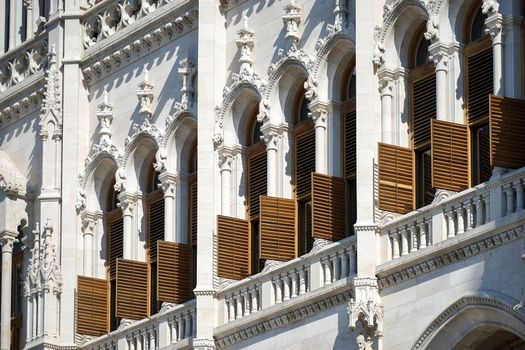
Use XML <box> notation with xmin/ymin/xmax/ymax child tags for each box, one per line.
<box><xmin>0</xmin><ymin>0</ymin><xmax>524</xmax><ymax>349</ymax></box>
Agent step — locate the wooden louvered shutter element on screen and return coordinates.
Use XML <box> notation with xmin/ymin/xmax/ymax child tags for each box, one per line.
<box><xmin>410</xmin><ymin>65</ymin><xmax>436</xmax><ymax>149</ymax></box>
<box><xmin>344</xmin><ymin>107</ymin><xmax>356</xmax><ymax>179</ymax></box>
<box><xmin>259</xmin><ymin>196</ymin><xmax>296</xmax><ymax>261</ymax></box>
<box><xmin>431</xmin><ymin>120</ymin><xmax>469</xmax><ymax>191</ymax></box>
<box><xmin>189</xmin><ymin>177</ymin><xmax>197</xmax><ymax>246</ymax></box>
<box><xmin>490</xmin><ymin>95</ymin><xmax>525</xmax><ymax>169</ymax></box>
<box><xmin>217</xmin><ymin>215</ymin><xmax>250</xmax><ymax>280</ymax></box>
<box><xmin>248</xmin><ymin>144</ymin><xmax>267</xmax><ymax>218</ymax></box>
<box><xmin>311</xmin><ymin>173</ymin><xmax>345</xmax><ymax>241</ymax></box>
<box><xmin>157</xmin><ymin>241</ymin><xmax>192</xmax><ymax>303</ymax></box>
<box><xmin>378</xmin><ymin>143</ymin><xmax>414</xmax><ymax>214</ymax></box>
<box><xmin>466</xmin><ymin>41</ymin><xmax>493</xmax><ymax>124</ymax></box>
<box><xmin>148</xmin><ymin>191</ymin><xmax>164</xmax><ymax>263</ymax></box>
<box><xmin>108</xmin><ymin>210</ymin><xmax>123</xmax><ymax>280</ymax></box>
<box><xmin>295</xmin><ymin>126</ymin><xmax>316</xmax><ymax>198</ymax></box>
<box><xmin>77</xmin><ymin>276</ymin><xmax>108</xmax><ymax>336</ymax></box>
<box><xmin>116</xmin><ymin>259</ymin><xmax>148</xmax><ymax>320</ymax></box>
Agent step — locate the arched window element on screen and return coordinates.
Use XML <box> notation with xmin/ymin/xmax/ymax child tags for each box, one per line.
<box><xmin>105</xmin><ymin>177</ymin><xmax>123</xmax><ymax>331</ymax></box>
<box><xmin>342</xmin><ymin>66</ymin><xmax>356</xmax><ymax>236</ymax></box>
<box><xmin>245</xmin><ymin>108</ymin><xmax>266</xmax><ymax>273</ymax></box>
<box><xmin>294</xmin><ymin>87</ymin><xmax>315</xmax><ymax>255</ymax></box>
<box><xmin>188</xmin><ymin>147</ymin><xmax>197</xmax><ymax>292</ymax></box>
<box><xmin>409</xmin><ymin>25</ymin><xmax>436</xmax><ymax>208</ymax></box>
<box><xmin>464</xmin><ymin>3</ymin><xmax>492</xmax><ymax>185</ymax></box>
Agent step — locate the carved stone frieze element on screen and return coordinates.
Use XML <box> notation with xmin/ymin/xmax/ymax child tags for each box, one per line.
<box><xmin>40</xmin><ymin>46</ymin><xmax>62</xmax><ymax>139</ymax></box>
<box><xmin>0</xmin><ymin>87</ymin><xmax>43</xmax><ymax>130</ymax></box>
<box><xmin>125</xmin><ymin>119</ymin><xmax>164</xmax><ymax>149</ymax></box>
<box><xmin>378</xmin><ymin>225</ymin><xmax>525</xmax><ymax>289</ymax></box>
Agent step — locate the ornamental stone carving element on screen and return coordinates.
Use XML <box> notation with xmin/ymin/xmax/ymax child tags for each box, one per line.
<box><xmin>348</xmin><ymin>277</ymin><xmax>383</xmax><ymax>348</ymax></box>
<box><xmin>137</xmin><ymin>70</ymin><xmax>155</xmax><ymax>119</ymax></box>
<box><xmin>424</xmin><ymin>14</ymin><xmax>439</xmax><ymax>42</ymax></box>
<box><xmin>174</xmin><ymin>56</ymin><xmax>196</xmax><ymax>114</ymax></box>
<box><xmin>40</xmin><ymin>46</ymin><xmax>62</xmax><ymax>139</ymax></box>
<box><xmin>236</xmin><ymin>16</ymin><xmax>255</xmax><ymax>73</ymax></box>
<box><xmin>282</xmin><ymin>0</ymin><xmax>302</xmax><ymax>47</ymax></box>
<box><xmin>96</xmin><ymin>90</ymin><xmax>114</xmax><ymax>145</ymax></box>
<box><xmin>125</xmin><ymin>119</ymin><xmax>164</xmax><ymax>148</ymax></box>
<box><xmin>0</xmin><ymin>151</ymin><xmax>32</xmax><ymax>198</ymax></box>
<box><xmin>481</xmin><ymin>0</ymin><xmax>499</xmax><ymax>16</ymax></box>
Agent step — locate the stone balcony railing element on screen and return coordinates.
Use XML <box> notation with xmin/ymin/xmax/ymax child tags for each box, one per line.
<box><xmin>216</xmin><ymin>235</ymin><xmax>357</xmax><ymax>326</ymax></box>
<box><xmin>82</xmin><ymin>0</ymin><xmax>184</xmax><ymax>49</ymax></box>
<box><xmin>80</xmin><ymin>300</ymin><xmax>196</xmax><ymax>350</ymax></box>
<box><xmin>380</xmin><ymin>166</ymin><xmax>525</xmax><ymax>264</ymax></box>
<box><xmin>0</xmin><ymin>33</ymin><xmax>48</xmax><ymax>93</ymax></box>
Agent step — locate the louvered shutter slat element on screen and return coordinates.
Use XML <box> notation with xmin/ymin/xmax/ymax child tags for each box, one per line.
<box><xmin>378</xmin><ymin>143</ymin><xmax>414</xmax><ymax>214</ymax></box>
<box><xmin>344</xmin><ymin>109</ymin><xmax>356</xmax><ymax>179</ymax></box>
<box><xmin>248</xmin><ymin>148</ymin><xmax>267</xmax><ymax>218</ymax></box>
<box><xmin>108</xmin><ymin>210</ymin><xmax>123</xmax><ymax>280</ymax></box>
<box><xmin>148</xmin><ymin>191</ymin><xmax>164</xmax><ymax>263</ymax></box>
<box><xmin>411</xmin><ymin>71</ymin><xmax>436</xmax><ymax>149</ymax></box>
<box><xmin>77</xmin><ymin>276</ymin><xmax>108</xmax><ymax>336</ymax></box>
<box><xmin>490</xmin><ymin>95</ymin><xmax>525</xmax><ymax>169</ymax></box>
<box><xmin>116</xmin><ymin>259</ymin><xmax>148</xmax><ymax>320</ymax></box>
<box><xmin>157</xmin><ymin>241</ymin><xmax>192</xmax><ymax>303</ymax></box>
<box><xmin>260</xmin><ymin>196</ymin><xmax>296</xmax><ymax>261</ymax></box>
<box><xmin>295</xmin><ymin>128</ymin><xmax>316</xmax><ymax>198</ymax></box>
<box><xmin>190</xmin><ymin>179</ymin><xmax>197</xmax><ymax>246</ymax></box>
<box><xmin>311</xmin><ymin>173</ymin><xmax>346</xmax><ymax>241</ymax></box>
<box><xmin>466</xmin><ymin>44</ymin><xmax>493</xmax><ymax>124</ymax></box>
<box><xmin>217</xmin><ymin>215</ymin><xmax>250</xmax><ymax>280</ymax></box>
<box><xmin>431</xmin><ymin>120</ymin><xmax>469</xmax><ymax>191</ymax></box>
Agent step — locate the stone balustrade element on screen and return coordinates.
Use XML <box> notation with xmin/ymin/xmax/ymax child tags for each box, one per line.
<box><xmin>216</xmin><ymin>235</ymin><xmax>357</xmax><ymax>326</ymax></box>
<box><xmin>82</xmin><ymin>0</ymin><xmax>182</xmax><ymax>49</ymax></box>
<box><xmin>381</xmin><ymin>167</ymin><xmax>525</xmax><ymax>263</ymax></box>
<box><xmin>0</xmin><ymin>34</ymin><xmax>47</xmax><ymax>93</ymax></box>
<box><xmin>80</xmin><ymin>300</ymin><xmax>196</xmax><ymax>350</ymax></box>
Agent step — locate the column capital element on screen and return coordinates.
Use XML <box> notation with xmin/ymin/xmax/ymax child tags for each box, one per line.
<box><xmin>117</xmin><ymin>192</ymin><xmax>135</xmax><ymax>216</ymax></box>
<box><xmin>80</xmin><ymin>211</ymin><xmax>99</xmax><ymax>236</ymax></box>
<box><xmin>261</xmin><ymin>123</ymin><xmax>285</xmax><ymax>151</ymax></box>
<box><xmin>217</xmin><ymin>146</ymin><xmax>237</xmax><ymax>172</ymax></box>
<box><xmin>0</xmin><ymin>230</ymin><xmax>19</xmax><ymax>253</ymax></box>
<box><xmin>377</xmin><ymin>68</ymin><xmax>395</xmax><ymax>97</ymax></box>
<box><xmin>158</xmin><ymin>172</ymin><xmax>186</xmax><ymax>198</ymax></box>
<box><xmin>429</xmin><ymin>43</ymin><xmax>449</xmax><ymax>72</ymax></box>
<box><xmin>485</xmin><ymin>13</ymin><xmax>503</xmax><ymax>44</ymax></box>
<box><xmin>308</xmin><ymin>100</ymin><xmax>328</xmax><ymax>127</ymax></box>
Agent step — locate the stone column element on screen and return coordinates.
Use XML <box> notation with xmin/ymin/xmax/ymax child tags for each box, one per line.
<box><xmin>218</xmin><ymin>148</ymin><xmax>234</xmax><ymax>216</ymax></box>
<box><xmin>261</xmin><ymin>125</ymin><xmax>279</xmax><ymax>197</ymax></box>
<box><xmin>485</xmin><ymin>13</ymin><xmax>504</xmax><ymax>96</ymax></box>
<box><xmin>23</xmin><ymin>0</ymin><xmax>33</xmax><ymax>39</ymax></box>
<box><xmin>118</xmin><ymin>193</ymin><xmax>135</xmax><ymax>260</ymax></box>
<box><xmin>8</xmin><ymin>0</ymin><xmax>17</xmax><ymax>48</ymax></box>
<box><xmin>378</xmin><ymin>70</ymin><xmax>394</xmax><ymax>143</ymax></box>
<box><xmin>81</xmin><ymin>213</ymin><xmax>97</xmax><ymax>277</ymax></box>
<box><xmin>308</xmin><ymin>101</ymin><xmax>328</xmax><ymax>174</ymax></box>
<box><xmin>0</xmin><ymin>0</ymin><xmax>6</xmax><ymax>52</ymax></box>
<box><xmin>429</xmin><ymin>45</ymin><xmax>449</xmax><ymax>121</ymax></box>
<box><xmin>159</xmin><ymin>173</ymin><xmax>177</xmax><ymax>243</ymax></box>
<box><xmin>0</xmin><ymin>230</ymin><xmax>18</xmax><ymax>350</ymax></box>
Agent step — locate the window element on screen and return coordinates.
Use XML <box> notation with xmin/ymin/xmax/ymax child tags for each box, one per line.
<box><xmin>409</xmin><ymin>27</ymin><xmax>436</xmax><ymax>208</ymax></box>
<box><xmin>343</xmin><ymin>67</ymin><xmax>356</xmax><ymax>236</ymax></box>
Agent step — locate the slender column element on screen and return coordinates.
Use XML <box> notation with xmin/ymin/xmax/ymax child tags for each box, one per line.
<box><xmin>456</xmin><ymin>207</ymin><xmax>465</xmax><ymax>234</ymax></box>
<box><xmin>474</xmin><ymin>197</ymin><xmax>484</xmax><ymax>227</ymax></box>
<box><xmin>261</xmin><ymin>126</ymin><xmax>279</xmax><ymax>197</ymax></box>
<box><xmin>0</xmin><ymin>0</ymin><xmax>6</xmax><ymax>52</ymax></box>
<box><xmin>408</xmin><ymin>225</ymin><xmax>418</xmax><ymax>252</ymax></box>
<box><xmin>119</xmin><ymin>193</ymin><xmax>135</xmax><ymax>260</ymax></box>
<box><xmin>274</xmin><ymin>279</ymin><xmax>282</xmax><ymax>303</ymax></box>
<box><xmin>392</xmin><ymin>233</ymin><xmax>400</xmax><ymax>259</ymax></box>
<box><xmin>218</xmin><ymin>148</ymin><xmax>234</xmax><ymax>216</ymax></box>
<box><xmin>340</xmin><ymin>251</ymin><xmax>349</xmax><ymax>278</ymax></box>
<box><xmin>23</xmin><ymin>0</ymin><xmax>33</xmax><ymax>39</ymax></box>
<box><xmin>291</xmin><ymin>273</ymin><xmax>298</xmax><ymax>297</ymax></box>
<box><xmin>445</xmin><ymin>210</ymin><xmax>456</xmax><ymax>238</ymax></box>
<box><xmin>516</xmin><ymin>183</ymin><xmax>524</xmax><ymax>211</ymax></box>
<box><xmin>251</xmin><ymin>287</ymin><xmax>258</xmax><ymax>312</ymax></box>
<box><xmin>309</xmin><ymin>101</ymin><xmax>328</xmax><ymax>174</ymax></box>
<box><xmin>485</xmin><ymin>13</ymin><xmax>504</xmax><ymax>96</ymax></box>
<box><xmin>159</xmin><ymin>173</ymin><xmax>177</xmax><ymax>242</ymax></box>
<box><xmin>282</xmin><ymin>275</ymin><xmax>290</xmax><ymax>301</ymax></box>
<box><xmin>400</xmin><ymin>229</ymin><xmax>409</xmax><ymax>256</ymax></box>
<box><xmin>235</xmin><ymin>293</ymin><xmax>242</xmax><ymax>319</ymax></box>
<box><xmin>332</xmin><ymin>255</ymin><xmax>340</xmax><ymax>280</ymax></box>
<box><xmin>465</xmin><ymin>201</ymin><xmax>474</xmax><ymax>231</ymax></box>
<box><xmin>8</xmin><ymin>0</ymin><xmax>16</xmax><ymax>48</ymax></box>
<box><xmin>378</xmin><ymin>71</ymin><xmax>394</xmax><ymax>143</ymax></box>
<box><xmin>298</xmin><ymin>269</ymin><xmax>306</xmax><ymax>295</ymax></box>
<box><xmin>504</xmin><ymin>185</ymin><xmax>514</xmax><ymax>216</ymax></box>
<box><xmin>227</xmin><ymin>299</ymin><xmax>234</xmax><ymax>322</ymax></box>
<box><xmin>430</xmin><ymin>47</ymin><xmax>449</xmax><ymax>121</ymax></box>
<box><xmin>324</xmin><ymin>260</ymin><xmax>332</xmax><ymax>285</ymax></box>
<box><xmin>81</xmin><ymin>213</ymin><xmax>96</xmax><ymax>277</ymax></box>
<box><xmin>0</xmin><ymin>231</ymin><xmax>18</xmax><ymax>350</ymax></box>
<box><xmin>418</xmin><ymin>221</ymin><xmax>427</xmax><ymax>248</ymax></box>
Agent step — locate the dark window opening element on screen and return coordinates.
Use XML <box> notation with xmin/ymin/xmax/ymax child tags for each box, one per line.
<box><xmin>416</xmin><ymin>149</ymin><xmax>435</xmax><ymax>208</ymax></box>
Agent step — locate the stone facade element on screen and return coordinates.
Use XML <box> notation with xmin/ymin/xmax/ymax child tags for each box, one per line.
<box><xmin>0</xmin><ymin>0</ymin><xmax>524</xmax><ymax>350</ymax></box>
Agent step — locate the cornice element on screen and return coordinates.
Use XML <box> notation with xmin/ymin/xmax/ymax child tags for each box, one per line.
<box><xmin>80</xmin><ymin>1</ymin><xmax>197</xmax><ymax>85</ymax></box>
<box><xmin>214</xmin><ymin>288</ymin><xmax>353</xmax><ymax>349</ymax></box>
<box><xmin>377</xmin><ymin>223</ymin><xmax>524</xmax><ymax>290</ymax></box>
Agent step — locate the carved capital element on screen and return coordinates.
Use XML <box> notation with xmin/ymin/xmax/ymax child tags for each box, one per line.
<box><xmin>308</xmin><ymin>101</ymin><xmax>328</xmax><ymax>128</ymax></box>
<box><xmin>23</xmin><ymin>0</ymin><xmax>33</xmax><ymax>10</ymax></box>
<box><xmin>137</xmin><ymin>70</ymin><xmax>155</xmax><ymax>119</ymax></box>
<box><xmin>485</xmin><ymin>13</ymin><xmax>503</xmax><ymax>44</ymax></box>
<box><xmin>81</xmin><ymin>212</ymin><xmax>98</xmax><ymax>236</ymax></box>
<box><xmin>158</xmin><ymin>172</ymin><xmax>180</xmax><ymax>198</ymax></box>
<box><xmin>377</xmin><ymin>69</ymin><xmax>395</xmax><ymax>97</ymax></box>
<box><xmin>304</xmin><ymin>76</ymin><xmax>318</xmax><ymax>102</ymax></box>
<box><xmin>260</xmin><ymin>124</ymin><xmax>282</xmax><ymax>151</ymax></box>
<box><xmin>0</xmin><ymin>230</ymin><xmax>18</xmax><ymax>253</ymax></box>
<box><xmin>118</xmin><ymin>193</ymin><xmax>135</xmax><ymax>216</ymax></box>
<box><xmin>429</xmin><ymin>43</ymin><xmax>449</xmax><ymax>72</ymax></box>
<box><xmin>481</xmin><ymin>0</ymin><xmax>499</xmax><ymax>16</ymax></box>
<box><xmin>218</xmin><ymin>146</ymin><xmax>236</xmax><ymax>172</ymax></box>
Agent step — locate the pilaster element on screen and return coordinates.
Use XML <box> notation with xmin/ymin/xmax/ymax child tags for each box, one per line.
<box><xmin>0</xmin><ymin>230</ymin><xmax>18</xmax><ymax>350</ymax></box>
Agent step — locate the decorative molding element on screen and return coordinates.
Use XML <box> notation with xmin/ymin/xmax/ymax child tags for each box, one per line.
<box><xmin>306</xmin><ymin>238</ymin><xmax>332</xmax><ymax>256</ymax></box>
<box><xmin>0</xmin><ymin>35</ymin><xmax>48</xmax><ymax>93</ymax></box>
<box><xmin>412</xmin><ymin>295</ymin><xmax>525</xmax><ymax>349</ymax></box>
<box><xmin>0</xmin><ymin>230</ymin><xmax>18</xmax><ymax>253</ymax></box>
<box><xmin>0</xmin><ymin>86</ymin><xmax>44</xmax><ymax>130</ymax></box>
<box><xmin>348</xmin><ymin>277</ymin><xmax>383</xmax><ymax>347</ymax></box>
<box><xmin>40</xmin><ymin>45</ymin><xmax>62</xmax><ymax>139</ymax></box>
<box><xmin>378</xmin><ymin>225</ymin><xmax>525</xmax><ymax>289</ymax></box>
<box><xmin>125</xmin><ymin>119</ymin><xmax>164</xmax><ymax>150</ymax></box>
<box><xmin>81</xmin><ymin>7</ymin><xmax>198</xmax><ymax>85</ymax></box>
<box><xmin>215</xmin><ymin>289</ymin><xmax>353</xmax><ymax>349</ymax></box>
<box><xmin>0</xmin><ymin>151</ymin><xmax>33</xmax><ymax>198</ymax></box>
<box><xmin>137</xmin><ymin>69</ymin><xmax>155</xmax><ymax>119</ymax></box>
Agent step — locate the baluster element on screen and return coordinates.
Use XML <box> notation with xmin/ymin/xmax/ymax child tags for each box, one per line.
<box><xmin>504</xmin><ymin>184</ymin><xmax>515</xmax><ymax>216</ymax></box>
<box><xmin>350</xmin><ymin>246</ymin><xmax>357</xmax><ymax>274</ymax></box>
<box><xmin>274</xmin><ymin>279</ymin><xmax>283</xmax><ymax>303</ymax></box>
<box><xmin>168</xmin><ymin>319</ymin><xmax>175</xmax><ymax>343</ymax></box>
<box><xmin>184</xmin><ymin>312</ymin><xmax>192</xmax><ymax>338</ymax></box>
<box><xmin>408</xmin><ymin>224</ymin><xmax>418</xmax><ymax>252</ymax></box>
<box><xmin>474</xmin><ymin>197</ymin><xmax>484</xmax><ymax>227</ymax></box>
<box><xmin>400</xmin><ymin>228</ymin><xmax>409</xmax><ymax>255</ymax></box>
<box><xmin>340</xmin><ymin>250</ymin><xmax>349</xmax><ymax>277</ymax></box>
<box><xmin>243</xmin><ymin>291</ymin><xmax>250</xmax><ymax>316</ymax></box>
<box><xmin>299</xmin><ymin>269</ymin><xmax>307</xmax><ymax>295</ymax></box>
<box><xmin>465</xmin><ymin>201</ymin><xmax>474</xmax><ymax>231</ymax></box>
<box><xmin>391</xmin><ymin>232</ymin><xmax>400</xmax><ymax>259</ymax></box>
<box><xmin>228</xmin><ymin>298</ymin><xmax>235</xmax><ymax>322</ymax></box>
<box><xmin>191</xmin><ymin>309</ymin><xmax>197</xmax><ymax>337</ymax></box>
<box><xmin>516</xmin><ymin>181</ymin><xmax>524</xmax><ymax>211</ymax></box>
<box><xmin>178</xmin><ymin>316</ymin><xmax>184</xmax><ymax>341</ymax></box>
<box><xmin>236</xmin><ymin>292</ymin><xmax>243</xmax><ymax>319</ymax></box>
<box><xmin>332</xmin><ymin>255</ymin><xmax>340</xmax><ymax>281</ymax></box>
<box><xmin>282</xmin><ymin>274</ymin><xmax>291</xmax><ymax>300</ymax></box>
<box><xmin>291</xmin><ymin>271</ymin><xmax>298</xmax><ymax>297</ymax></box>
<box><xmin>150</xmin><ymin>327</ymin><xmax>156</xmax><ymax>349</ymax></box>
<box><xmin>456</xmin><ymin>205</ymin><xmax>465</xmax><ymax>234</ymax></box>
<box><xmin>324</xmin><ymin>259</ymin><xmax>332</xmax><ymax>285</ymax></box>
<box><xmin>418</xmin><ymin>221</ymin><xmax>427</xmax><ymax>248</ymax></box>
<box><xmin>136</xmin><ymin>333</ymin><xmax>143</xmax><ymax>350</ymax></box>
<box><xmin>251</xmin><ymin>286</ymin><xmax>258</xmax><ymax>312</ymax></box>
<box><xmin>445</xmin><ymin>210</ymin><xmax>456</xmax><ymax>238</ymax></box>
